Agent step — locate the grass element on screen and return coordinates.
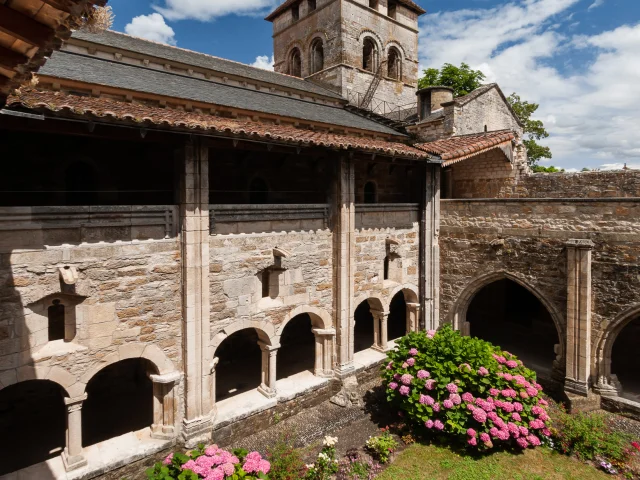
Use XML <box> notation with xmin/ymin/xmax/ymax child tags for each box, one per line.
<box><xmin>377</xmin><ymin>443</ymin><xmax>611</xmax><ymax>480</ymax></box>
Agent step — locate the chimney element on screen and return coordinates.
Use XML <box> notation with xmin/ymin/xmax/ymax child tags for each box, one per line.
<box><xmin>416</xmin><ymin>86</ymin><xmax>454</xmax><ymax>120</ymax></box>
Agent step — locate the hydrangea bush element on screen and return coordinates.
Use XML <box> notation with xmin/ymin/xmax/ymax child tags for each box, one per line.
<box><xmin>147</xmin><ymin>444</ymin><xmax>270</xmax><ymax>480</ymax></box>
<box><xmin>382</xmin><ymin>325</ymin><xmax>551</xmax><ymax>450</ymax></box>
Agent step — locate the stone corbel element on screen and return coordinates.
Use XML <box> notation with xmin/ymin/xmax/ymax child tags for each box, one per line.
<box><xmin>59</xmin><ymin>266</ymin><xmax>79</xmax><ymax>285</ymax></box>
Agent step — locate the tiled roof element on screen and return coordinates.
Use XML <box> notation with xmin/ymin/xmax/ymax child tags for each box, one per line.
<box><xmin>266</xmin><ymin>0</ymin><xmax>425</xmax><ymax>20</ymax></box>
<box><xmin>39</xmin><ymin>51</ymin><xmax>400</xmax><ymax>135</ymax></box>
<box><xmin>71</xmin><ymin>30</ymin><xmax>343</xmax><ymax>100</ymax></box>
<box><xmin>416</xmin><ymin>131</ymin><xmax>515</xmax><ymax>165</ymax></box>
<box><xmin>7</xmin><ymin>89</ymin><xmax>432</xmax><ymax>160</ymax></box>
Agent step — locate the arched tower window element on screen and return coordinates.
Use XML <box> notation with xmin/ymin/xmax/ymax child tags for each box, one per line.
<box><xmin>364</xmin><ymin>181</ymin><xmax>377</xmax><ymax>204</ymax></box>
<box><xmin>289</xmin><ymin>48</ymin><xmax>302</xmax><ymax>77</ymax></box>
<box><xmin>48</xmin><ymin>299</ymin><xmax>65</xmax><ymax>342</ymax></box>
<box><xmin>363</xmin><ymin>38</ymin><xmax>378</xmax><ymax>72</ymax></box>
<box><xmin>310</xmin><ymin>38</ymin><xmax>324</xmax><ymax>74</ymax></box>
<box><xmin>387</xmin><ymin>47</ymin><xmax>402</xmax><ymax>80</ymax></box>
<box><xmin>250</xmin><ymin>177</ymin><xmax>269</xmax><ymax>204</ymax></box>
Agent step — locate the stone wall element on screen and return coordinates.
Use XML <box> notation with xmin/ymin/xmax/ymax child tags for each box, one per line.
<box><xmin>445</xmin><ymin>149</ymin><xmax>518</xmax><ymax>199</ymax></box>
<box><xmin>453</xmin><ymin>88</ymin><xmax>521</xmax><ymax>136</ymax></box>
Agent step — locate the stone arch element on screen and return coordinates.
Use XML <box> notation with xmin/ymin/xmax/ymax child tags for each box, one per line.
<box><xmin>275</xmin><ymin>305</ymin><xmax>332</xmax><ymax>338</ymax></box>
<box><xmin>79</xmin><ymin>343</ymin><xmax>176</xmax><ymax>393</ymax></box>
<box><xmin>383</xmin><ymin>40</ymin><xmax>407</xmax><ymax>59</ymax></box>
<box><xmin>359</xmin><ymin>31</ymin><xmax>382</xmax><ymax>72</ymax></box>
<box><xmin>386</xmin><ymin>45</ymin><xmax>402</xmax><ymax>81</ymax></box>
<box><xmin>309</xmin><ymin>37</ymin><xmax>325</xmax><ymax>74</ymax></box>
<box><xmin>353</xmin><ymin>293</ymin><xmax>387</xmax><ymax>314</ymax></box>
<box><xmin>387</xmin><ymin>283</ymin><xmax>419</xmax><ymax>306</ymax></box>
<box><xmin>285</xmin><ymin>44</ymin><xmax>303</xmax><ymax>77</ymax></box>
<box><xmin>594</xmin><ymin>303</ymin><xmax>640</xmax><ymax>398</ymax></box>
<box><xmin>0</xmin><ymin>365</ymin><xmax>74</xmax><ymax>397</ymax></box>
<box><xmin>212</xmin><ymin>320</ymin><xmax>275</xmax><ymax>352</ymax></box>
<box><xmin>353</xmin><ymin>294</ymin><xmax>387</xmax><ymax>354</ymax></box>
<box><xmin>357</xmin><ymin>29</ymin><xmax>384</xmax><ymax>51</ymax></box>
<box><xmin>450</xmin><ymin>271</ymin><xmax>565</xmax><ymax>368</ymax></box>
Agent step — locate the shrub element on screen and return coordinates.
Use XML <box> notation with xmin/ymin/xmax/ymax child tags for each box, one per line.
<box><xmin>365</xmin><ymin>428</ymin><xmax>398</xmax><ymax>464</ymax></box>
<box><xmin>303</xmin><ymin>436</ymin><xmax>339</xmax><ymax>480</ymax></box>
<box><xmin>146</xmin><ymin>444</ymin><xmax>270</xmax><ymax>479</ymax></box>
<box><xmin>266</xmin><ymin>433</ymin><xmax>305</xmax><ymax>480</ymax></box>
<box><xmin>381</xmin><ymin>325</ymin><xmax>552</xmax><ymax>450</ymax></box>
<box><xmin>336</xmin><ymin>449</ymin><xmax>382</xmax><ymax>480</ymax></box>
<box><xmin>553</xmin><ymin>408</ymin><xmax>636</xmax><ymax>472</ymax></box>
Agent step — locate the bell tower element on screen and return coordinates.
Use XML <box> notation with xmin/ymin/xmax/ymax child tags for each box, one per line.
<box><xmin>266</xmin><ymin>0</ymin><xmax>425</xmax><ymax>112</ymax></box>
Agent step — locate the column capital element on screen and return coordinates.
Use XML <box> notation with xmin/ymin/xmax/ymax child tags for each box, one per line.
<box><xmin>370</xmin><ymin>309</ymin><xmax>389</xmax><ymax>320</ymax></box>
<box><xmin>150</xmin><ymin>371</ymin><xmax>183</xmax><ymax>385</ymax></box>
<box><xmin>64</xmin><ymin>393</ymin><xmax>87</xmax><ymax>407</ymax></box>
<box><xmin>211</xmin><ymin>357</ymin><xmax>219</xmax><ymax>370</ymax></box>
<box><xmin>406</xmin><ymin>302</ymin><xmax>420</xmax><ymax>309</ymax></box>
<box><xmin>258</xmin><ymin>341</ymin><xmax>280</xmax><ymax>352</ymax></box>
<box><xmin>566</xmin><ymin>239</ymin><xmax>595</xmax><ymax>249</ymax></box>
<box><xmin>312</xmin><ymin>328</ymin><xmax>336</xmax><ymax>336</ymax></box>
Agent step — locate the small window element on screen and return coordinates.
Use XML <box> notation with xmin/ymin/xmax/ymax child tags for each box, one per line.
<box><xmin>308</xmin><ymin>0</ymin><xmax>316</xmax><ymax>11</ymax></box>
<box><xmin>310</xmin><ymin>38</ymin><xmax>324</xmax><ymax>74</ymax></box>
<box><xmin>363</xmin><ymin>38</ymin><xmax>378</xmax><ymax>72</ymax></box>
<box><xmin>250</xmin><ymin>177</ymin><xmax>269</xmax><ymax>204</ymax></box>
<box><xmin>369</xmin><ymin>0</ymin><xmax>378</xmax><ymax>10</ymax></box>
<box><xmin>387</xmin><ymin>0</ymin><xmax>397</xmax><ymax>19</ymax></box>
<box><xmin>387</xmin><ymin>47</ymin><xmax>401</xmax><ymax>80</ymax></box>
<box><xmin>262</xmin><ymin>269</ymin><xmax>271</xmax><ymax>298</ymax></box>
<box><xmin>48</xmin><ymin>300</ymin><xmax>65</xmax><ymax>342</ymax></box>
<box><xmin>384</xmin><ymin>256</ymin><xmax>390</xmax><ymax>280</ymax></box>
<box><xmin>364</xmin><ymin>181</ymin><xmax>377</xmax><ymax>204</ymax></box>
<box><xmin>289</xmin><ymin>48</ymin><xmax>302</xmax><ymax>77</ymax></box>
<box><xmin>292</xmin><ymin>2</ymin><xmax>300</xmax><ymax>21</ymax></box>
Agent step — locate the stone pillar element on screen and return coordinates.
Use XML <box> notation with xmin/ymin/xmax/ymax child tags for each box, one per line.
<box><xmin>313</xmin><ymin>328</ymin><xmax>336</xmax><ymax>377</ymax></box>
<box><xmin>420</xmin><ymin>164</ymin><xmax>440</xmax><ymax>331</ymax></box>
<box><xmin>333</xmin><ymin>156</ymin><xmax>355</xmax><ymax>376</ymax></box>
<box><xmin>149</xmin><ymin>371</ymin><xmax>182</xmax><ymax>440</ymax></box>
<box><xmin>62</xmin><ymin>394</ymin><xmax>87</xmax><ymax>472</ymax></box>
<box><xmin>258</xmin><ymin>341</ymin><xmax>278</xmax><ymax>398</ymax></box>
<box><xmin>210</xmin><ymin>357</ymin><xmax>219</xmax><ymax>404</ymax></box>
<box><xmin>179</xmin><ymin>140</ymin><xmax>214</xmax><ymax>446</ymax></box>
<box><xmin>564</xmin><ymin>239</ymin><xmax>594</xmax><ymax>396</ymax></box>
<box><xmin>371</xmin><ymin>310</ymin><xmax>388</xmax><ymax>352</ymax></box>
<box><xmin>406</xmin><ymin>302</ymin><xmax>420</xmax><ymax>333</ymax></box>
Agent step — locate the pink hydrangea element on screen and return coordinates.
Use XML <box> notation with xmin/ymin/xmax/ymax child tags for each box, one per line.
<box><xmin>419</xmin><ymin>394</ymin><xmax>434</xmax><ymax>406</ymax></box>
<box><xmin>542</xmin><ymin>428</ymin><xmax>551</xmax><ymax>437</ymax></box>
<box><xmin>489</xmin><ymin>427</ymin><xmax>499</xmax><ymax>437</ymax></box>
<box><xmin>529</xmin><ymin>419</ymin><xmax>545</xmax><ymax>430</ymax></box>
<box><xmin>477</xmin><ymin>367</ymin><xmax>489</xmax><ymax>376</ymax></box>
<box><xmin>434</xmin><ymin>420</ymin><xmax>444</xmax><ymax>430</ymax></box>
<box><xmin>493</xmin><ymin>354</ymin><xmax>507</xmax><ymax>364</ymax></box>
<box><xmin>409</xmin><ymin>348</ymin><xmax>418</xmax><ymax>356</ymax></box>
<box><xmin>222</xmin><ymin>463</ymin><xmax>235</xmax><ymax>476</ymax></box>
<box><xmin>467</xmin><ymin>428</ymin><xmax>477</xmax><ymax>437</ymax></box>
<box><xmin>461</xmin><ymin>392</ymin><xmax>474</xmax><ymax>403</ymax></box>
<box><xmin>487</xmin><ymin>411</ymin><xmax>498</xmax><ymax>422</ymax></box>
<box><xmin>425</xmin><ymin>379</ymin><xmax>436</xmax><ymax>390</ymax></box>
<box><xmin>399</xmin><ymin>386</ymin><xmax>410</xmax><ymax>396</ymax></box>
<box><xmin>417</xmin><ymin>369</ymin><xmax>430</xmax><ymax>379</ymax></box>
<box><xmin>386</xmin><ymin>361</ymin><xmax>393</xmax><ymax>370</ymax></box>
<box><xmin>531</xmin><ymin>406</ymin><xmax>544</xmax><ymax>416</ymax></box>
<box><xmin>516</xmin><ymin>437</ymin><xmax>529</xmax><ymax>449</ymax></box>
<box><xmin>527</xmin><ymin>435</ymin><xmax>541</xmax><ymax>447</ymax></box>
<box><xmin>427</xmin><ymin>329</ymin><xmax>436</xmax><ymax>338</ymax></box>
<box><xmin>472</xmin><ymin>409</ymin><xmax>487</xmax><ymax>423</ymax></box>
<box><xmin>389</xmin><ymin>382</ymin><xmax>398</xmax><ymax>390</ymax></box>
<box><xmin>450</xmin><ymin>394</ymin><xmax>462</xmax><ymax>405</ymax></box>
<box><xmin>406</xmin><ymin>358</ymin><xmax>416</xmax><ymax>367</ymax></box>
<box><xmin>425</xmin><ymin>419</ymin><xmax>434</xmax><ymax>428</ymax></box>
<box><xmin>182</xmin><ymin>460</ymin><xmax>198</xmax><ymax>472</ymax></box>
<box><xmin>526</xmin><ymin>386</ymin><xmax>539</xmax><ymax>396</ymax></box>
<box><xmin>433</xmin><ymin>402</ymin><xmax>441</xmax><ymax>412</ymax></box>
<box><xmin>443</xmin><ymin>399</ymin><xmax>454</xmax><ymax>409</ymax></box>
<box><xmin>513</xmin><ymin>402</ymin><xmax>523</xmax><ymax>412</ymax></box>
<box><xmin>196</xmin><ymin>455</ymin><xmax>216</xmax><ymax>469</ymax></box>
<box><xmin>163</xmin><ymin>453</ymin><xmax>174</xmax><ymax>465</ymax></box>
<box><xmin>503</xmin><ymin>373</ymin><xmax>514</xmax><ymax>381</ymax></box>
<box><xmin>446</xmin><ymin>383</ymin><xmax>458</xmax><ymax>393</ymax></box>
<box><xmin>494</xmin><ymin>418</ymin><xmax>506</xmax><ymax>429</ymax></box>
<box><xmin>497</xmin><ymin>429</ymin><xmax>510</xmax><ymax>441</ymax></box>
<box><xmin>520</xmin><ymin>391</ymin><xmax>529</xmax><ymax>399</ymax></box>
<box><xmin>393</xmin><ymin>373</ymin><xmax>401</xmax><ymax>381</ymax></box>
<box><xmin>501</xmin><ymin>402</ymin><xmax>514</xmax><ymax>413</ymax></box>
<box><xmin>402</xmin><ymin>362</ymin><xmax>409</xmax><ymax>369</ymax></box>
<box><xmin>479</xmin><ymin>433</ymin><xmax>490</xmax><ymax>443</ymax></box>
<box><xmin>401</xmin><ymin>374</ymin><xmax>414</xmax><ymax>385</ymax></box>
<box><xmin>489</xmin><ymin>388</ymin><xmax>500</xmax><ymax>397</ymax></box>
<box><xmin>243</xmin><ymin>452</ymin><xmax>269</xmax><ymax>474</ymax></box>
<box><xmin>467</xmin><ymin>436</ymin><xmax>477</xmax><ymax>446</ymax></box>
<box><xmin>507</xmin><ymin>423</ymin><xmax>520</xmax><ymax>437</ymax></box>
<box><xmin>506</xmin><ymin>360</ymin><xmax>518</xmax><ymax>369</ymax></box>
<box><xmin>205</xmin><ymin>468</ymin><xmax>225</xmax><ymax>480</ymax></box>
<box><xmin>459</xmin><ymin>363</ymin><xmax>472</xmax><ymax>372</ymax></box>
<box><xmin>519</xmin><ymin>426</ymin><xmax>529</xmax><ymax>436</ymax></box>
<box><xmin>511</xmin><ymin>412</ymin><xmax>522</xmax><ymax>422</ymax></box>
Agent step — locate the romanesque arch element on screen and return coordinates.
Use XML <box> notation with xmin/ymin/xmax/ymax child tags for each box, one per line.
<box><xmin>353</xmin><ymin>295</ymin><xmax>386</xmax><ymax>353</ymax></box>
<box><xmin>387</xmin><ymin>284</ymin><xmax>420</xmax><ymax>340</ymax></box>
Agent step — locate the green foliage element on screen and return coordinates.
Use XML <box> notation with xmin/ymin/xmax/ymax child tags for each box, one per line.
<box><xmin>553</xmin><ymin>409</ymin><xmax>635</xmax><ymax>472</ymax></box>
<box><xmin>304</xmin><ymin>437</ymin><xmax>339</xmax><ymax>480</ymax></box>
<box><xmin>381</xmin><ymin>325</ymin><xmax>551</xmax><ymax>450</ymax></box>
<box><xmin>266</xmin><ymin>433</ymin><xmax>304</xmax><ymax>480</ymax></box>
<box><xmin>365</xmin><ymin>429</ymin><xmax>398</xmax><ymax>464</ymax></box>
<box><xmin>337</xmin><ymin>449</ymin><xmax>382</xmax><ymax>480</ymax></box>
<box><xmin>507</xmin><ymin>93</ymin><xmax>552</xmax><ymax>167</ymax></box>
<box><xmin>532</xmin><ymin>165</ymin><xmax>564</xmax><ymax>173</ymax></box>
<box><xmin>417</xmin><ymin>63</ymin><xmax>486</xmax><ymax>97</ymax></box>
<box><xmin>146</xmin><ymin>451</ymin><xmax>199</xmax><ymax>480</ymax></box>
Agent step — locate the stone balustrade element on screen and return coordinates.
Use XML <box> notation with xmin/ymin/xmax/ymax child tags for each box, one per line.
<box><xmin>210</xmin><ymin>204</ymin><xmax>330</xmax><ymax>234</ymax></box>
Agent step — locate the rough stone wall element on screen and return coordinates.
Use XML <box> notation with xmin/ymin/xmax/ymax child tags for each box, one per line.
<box><xmin>446</xmin><ymin>149</ymin><xmax>519</xmax><ymax>199</ymax></box>
<box><xmin>209</xmin><ymin>230</ymin><xmax>334</xmax><ymax>340</ymax></box>
<box><xmin>453</xmin><ymin>88</ymin><xmax>521</xmax><ymax>136</ymax></box>
<box><xmin>499</xmin><ymin>170</ymin><xmax>640</xmax><ymax>199</ymax></box>
<box><xmin>439</xmin><ymin>198</ymin><xmax>640</xmax><ymax>375</ymax></box>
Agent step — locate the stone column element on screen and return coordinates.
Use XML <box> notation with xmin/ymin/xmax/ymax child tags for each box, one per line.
<box><xmin>371</xmin><ymin>310</ymin><xmax>388</xmax><ymax>352</ymax></box>
<box><xmin>406</xmin><ymin>302</ymin><xmax>420</xmax><ymax>334</ymax></box>
<box><xmin>312</xmin><ymin>328</ymin><xmax>336</xmax><ymax>377</ymax></box>
<box><xmin>564</xmin><ymin>239</ymin><xmax>594</xmax><ymax>396</ymax></box>
<box><xmin>258</xmin><ymin>341</ymin><xmax>278</xmax><ymax>398</ymax></box>
<box><xmin>62</xmin><ymin>394</ymin><xmax>87</xmax><ymax>472</ymax></box>
<box><xmin>149</xmin><ymin>371</ymin><xmax>183</xmax><ymax>440</ymax></box>
<box><xmin>179</xmin><ymin>140</ymin><xmax>214</xmax><ymax>446</ymax></box>
<box><xmin>210</xmin><ymin>357</ymin><xmax>219</xmax><ymax>404</ymax></box>
<box><xmin>333</xmin><ymin>156</ymin><xmax>355</xmax><ymax>376</ymax></box>
<box><xmin>420</xmin><ymin>164</ymin><xmax>440</xmax><ymax>331</ymax></box>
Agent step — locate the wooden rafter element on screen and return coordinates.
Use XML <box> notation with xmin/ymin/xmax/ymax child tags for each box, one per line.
<box><xmin>0</xmin><ymin>46</ymin><xmax>29</xmax><ymax>71</ymax></box>
<box><xmin>0</xmin><ymin>5</ymin><xmax>55</xmax><ymax>47</ymax></box>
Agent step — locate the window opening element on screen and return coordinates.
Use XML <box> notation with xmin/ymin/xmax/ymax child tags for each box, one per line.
<box><xmin>48</xmin><ymin>300</ymin><xmax>65</xmax><ymax>342</ymax></box>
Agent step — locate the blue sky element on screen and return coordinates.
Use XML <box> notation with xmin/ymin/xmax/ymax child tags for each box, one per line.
<box><xmin>108</xmin><ymin>0</ymin><xmax>640</xmax><ymax>171</ymax></box>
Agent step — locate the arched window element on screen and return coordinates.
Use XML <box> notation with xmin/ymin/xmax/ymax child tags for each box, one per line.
<box><xmin>363</xmin><ymin>38</ymin><xmax>378</xmax><ymax>72</ymax></box>
<box><xmin>48</xmin><ymin>299</ymin><xmax>65</xmax><ymax>342</ymax></box>
<box><xmin>310</xmin><ymin>38</ymin><xmax>324</xmax><ymax>74</ymax></box>
<box><xmin>364</xmin><ymin>181</ymin><xmax>376</xmax><ymax>203</ymax></box>
<box><xmin>249</xmin><ymin>177</ymin><xmax>269</xmax><ymax>204</ymax></box>
<box><xmin>387</xmin><ymin>47</ymin><xmax>401</xmax><ymax>80</ymax></box>
<box><xmin>289</xmin><ymin>48</ymin><xmax>302</xmax><ymax>77</ymax></box>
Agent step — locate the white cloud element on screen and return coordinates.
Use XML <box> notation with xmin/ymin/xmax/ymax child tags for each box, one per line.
<box><xmin>588</xmin><ymin>0</ymin><xmax>604</xmax><ymax>11</ymax></box>
<box><xmin>125</xmin><ymin>13</ymin><xmax>176</xmax><ymax>45</ymax></box>
<box><xmin>419</xmin><ymin>1</ymin><xmax>640</xmax><ymax>170</ymax></box>
<box><xmin>154</xmin><ymin>0</ymin><xmax>279</xmax><ymax>21</ymax></box>
<box><xmin>251</xmin><ymin>54</ymin><xmax>275</xmax><ymax>70</ymax></box>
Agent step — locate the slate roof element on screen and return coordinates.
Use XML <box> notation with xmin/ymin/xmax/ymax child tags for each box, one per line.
<box><xmin>7</xmin><ymin>89</ymin><xmax>431</xmax><ymax>160</ymax></box>
<box><xmin>266</xmin><ymin>0</ymin><xmax>426</xmax><ymax>20</ymax></box>
<box><xmin>71</xmin><ymin>30</ymin><xmax>343</xmax><ymax>100</ymax></box>
<box><xmin>416</xmin><ymin>131</ymin><xmax>515</xmax><ymax>165</ymax></box>
<box><xmin>38</xmin><ymin>50</ymin><xmax>401</xmax><ymax>135</ymax></box>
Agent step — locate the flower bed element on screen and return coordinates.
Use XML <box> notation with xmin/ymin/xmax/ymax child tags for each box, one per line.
<box><xmin>381</xmin><ymin>325</ymin><xmax>552</xmax><ymax>450</ymax></box>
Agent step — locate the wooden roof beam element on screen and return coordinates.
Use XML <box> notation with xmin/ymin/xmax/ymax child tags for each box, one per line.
<box><xmin>0</xmin><ymin>46</ymin><xmax>29</xmax><ymax>71</ymax></box>
<box><xmin>0</xmin><ymin>5</ymin><xmax>55</xmax><ymax>47</ymax></box>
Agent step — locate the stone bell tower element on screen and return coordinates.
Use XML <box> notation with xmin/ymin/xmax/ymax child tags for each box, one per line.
<box><xmin>266</xmin><ymin>0</ymin><xmax>425</xmax><ymax>111</ymax></box>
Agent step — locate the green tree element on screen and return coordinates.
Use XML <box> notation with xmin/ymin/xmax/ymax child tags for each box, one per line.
<box><xmin>506</xmin><ymin>93</ymin><xmax>552</xmax><ymax>168</ymax></box>
<box><xmin>417</xmin><ymin>63</ymin><xmax>485</xmax><ymax>96</ymax></box>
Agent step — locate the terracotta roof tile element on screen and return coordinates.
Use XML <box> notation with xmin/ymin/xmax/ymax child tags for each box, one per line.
<box><xmin>7</xmin><ymin>89</ymin><xmax>432</xmax><ymax>160</ymax></box>
<box><xmin>415</xmin><ymin>131</ymin><xmax>515</xmax><ymax>164</ymax></box>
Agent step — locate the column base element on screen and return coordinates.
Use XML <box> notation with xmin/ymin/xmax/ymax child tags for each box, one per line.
<box><xmin>62</xmin><ymin>448</ymin><xmax>87</xmax><ymax>472</ymax></box>
<box><xmin>182</xmin><ymin>414</ymin><xmax>213</xmax><ymax>448</ymax></box>
<box><xmin>564</xmin><ymin>378</ymin><xmax>590</xmax><ymax>397</ymax></box>
<box><xmin>315</xmin><ymin>369</ymin><xmax>335</xmax><ymax>379</ymax></box>
<box><xmin>593</xmin><ymin>382</ymin><xmax>620</xmax><ymax>398</ymax></box>
<box><xmin>151</xmin><ymin>424</ymin><xmax>178</xmax><ymax>440</ymax></box>
<box><xmin>334</xmin><ymin>363</ymin><xmax>355</xmax><ymax>378</ymax></box>
<box><xmin>258</xmin><ymin>385</ymin><xmax>277</xmax><ymax>398</ymax></box>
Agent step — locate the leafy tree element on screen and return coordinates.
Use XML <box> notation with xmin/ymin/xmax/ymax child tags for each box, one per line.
<box><xmin>506</xmin><ymin>93</ymin><xmax>552</xmax><ymax>168</ymax></box>
<box><xmin>417</xmin><ymin>63</ymin><xmax>485</xmax><ymax>97</ymax></box>
<box><xmin>532</xmin><ymin>165</ymin><xmax>564</xmax><ymax>173</ymax></box>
